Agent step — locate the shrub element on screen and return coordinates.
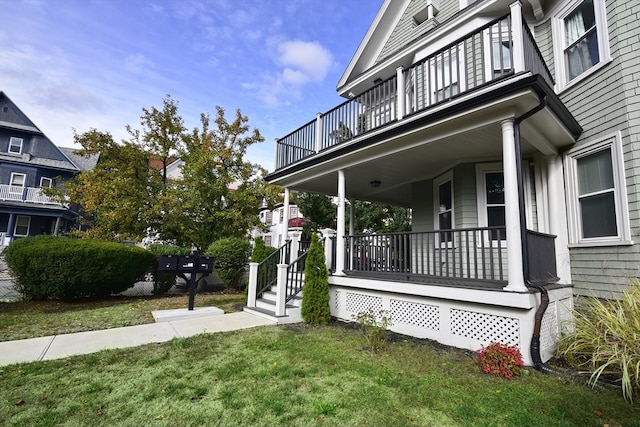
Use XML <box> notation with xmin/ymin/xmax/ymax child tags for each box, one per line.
<box><xmin>353</xmin><ymin>308</ymin><xmax>393</xmax><ymax>352</ymax></box>
<box><xmin>250</xmin><ymin>237</ymin><xmax>277</xmax><ymax>263</ymax></box>
<box><xmin>205</xmin><ymin>237</ymin><xmax>251</xmax><ymax>290</ymax></box>
<box><xmin>147</xmin><ymin>244</ymin><xmax>191</xmax><ymax>295</ymax></box>
<box><xmin>301</xmin><ymin>234</ymin><xmax>330</xmax><ymax>325</ymax></box>
<box><xmin>476</xmin><ymin>342</ymin><xmax>524</xmax><ymax>379</ymax></box>
<box><xmin>3</xmin><ymin>236</ymin><xmax>154</xmax><ymax>300</ymax></box>
<box><xmin>557</xmin><ymin>280</ymin><xmax>640</xmax><ymax>402</ymax></box>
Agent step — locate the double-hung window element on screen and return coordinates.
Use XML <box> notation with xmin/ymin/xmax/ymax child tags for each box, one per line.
<box><xmin>9</xmin><ymin>173</ymin><xmax>25</xmax><ymax>193</ymax></box>
<box><xmin>9</xmin><ymin>137</ymin><xmax>23</xmax><ymax>154</ymax></box>
<box><xmin>14</xmin><ymin>216</ymin><xmax>31</xmax><ymax>236</ymax></box>
<box><xmin>476</xmin><ymin>164</ymin><xmax>507</xmax><ymax>242</ymax></box>
<box><xmin>434</xmin><ymin>172</ymin><xmax>453</xmax><ymax>244</ymax></box>
<box><xmin>565</xmin><ymin>133</ymin><xmax>631</xmax><ymax>245</ymax></box>
<box><xmin>553</xmin><ymin>0</ymin><xmax>609</xmax><ymax>89</ymax></box>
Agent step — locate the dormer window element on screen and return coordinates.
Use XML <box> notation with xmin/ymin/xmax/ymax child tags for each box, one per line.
<box><xmin>9</xmin><ymin>137</ymin><xmax>23</xmax><ymax>154</ymax></box>
<box><xmin>414</xmin><ymin>1</ymin><xmax>439</xmax><ymax>26</ymax></box>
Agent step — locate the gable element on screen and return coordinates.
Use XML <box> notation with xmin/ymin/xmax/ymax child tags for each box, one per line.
<box><xmin>0</xmin><ymin>91</ymin><xmax>41</xmax><ymax>134</ymax></box>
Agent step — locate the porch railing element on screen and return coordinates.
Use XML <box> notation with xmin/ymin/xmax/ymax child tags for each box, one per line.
<box><xmin>255</xmin><ymin>240</ymin><xmax>291</xmax><ymax>299</ymax></box>
<box><xmin>345</xmin><ymin>228</ymin><xmax>508</xmax><ymax>283</ymax></box>
<box><xmin>286</xmin><ymin>251</ymin><xmax>308</xmax><ymax>303</ymax></box>
<box><xmin>275</xmin><ymin>11</ymin><xmax>553</xmax><ymax>170</ymax></box>
<box><xmin>0</xmin><ymin>185</ymin><xmax>62</xmax><ymax>205</ymax></box>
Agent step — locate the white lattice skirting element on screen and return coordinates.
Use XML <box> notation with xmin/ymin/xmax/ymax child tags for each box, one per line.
<box><xmin>330</xmin><ymin>277</ymin><xmax>573</xmax><ymax>365</ymax></box>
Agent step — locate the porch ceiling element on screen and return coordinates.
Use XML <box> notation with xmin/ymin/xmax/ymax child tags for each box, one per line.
<box><xmin>269</xmin><ymin>76</ymin><xmax>580</xmax><ymax>207</ymax></box>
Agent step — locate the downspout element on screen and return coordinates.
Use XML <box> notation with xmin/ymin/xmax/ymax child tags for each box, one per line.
<box><xmin>512</xmin><ymin>93</ymin><xmax>551</xmax><ymax>371</ymax></box>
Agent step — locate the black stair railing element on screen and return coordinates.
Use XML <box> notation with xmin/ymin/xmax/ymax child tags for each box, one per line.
<box><xmin>255</xmin><ymin>240</ymin><xmax>291</xmax><ymax>300</ymax></box>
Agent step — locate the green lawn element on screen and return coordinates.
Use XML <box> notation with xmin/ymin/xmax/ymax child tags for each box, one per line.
<box><xmin>1</xmin><ymin>294</ymin><xmax>639</xmax><ymax>426</ymax></box>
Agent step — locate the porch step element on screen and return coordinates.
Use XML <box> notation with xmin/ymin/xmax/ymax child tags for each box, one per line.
<box><xmin>243</xmin><ymin>305</ymin><xmax>302</xmax><ymax>324</ymax></box>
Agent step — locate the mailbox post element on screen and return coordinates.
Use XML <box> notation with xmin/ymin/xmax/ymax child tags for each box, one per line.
<box><xmin>158</xmin><ymin>253</ymin><xmax>214</xmax><ymax>310</ymax></box>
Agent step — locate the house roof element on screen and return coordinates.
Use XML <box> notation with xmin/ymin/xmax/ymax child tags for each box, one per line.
<box><xmin>58</xmin><ymin>147</ymin><xmax>100</xmax><ymax>171</ymax></box>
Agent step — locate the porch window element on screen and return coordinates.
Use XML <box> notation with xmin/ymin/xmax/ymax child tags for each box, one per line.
<box><xmin>431</xmin><ymin>49</ymin><xmax>461</xmax><ymax>102</ymax></box>
<box><xmin>9</xmin><ymin>137</ymin><xmax>23</xmax><ymax>154</ymax></box>
<box><xmin>9</xmin><ymin>173</ymin><xmax>25</xmax><ymax>193</ymax></box>
<box><xmin>492</xmin><ymin>40</ymin><xmax>512</xmax><ymax>78</ymax></box>
<box><xmin>565</xmin><ymin>133</ymin><xmax>631</xmax><ymax>245</ymax></box>
<box><xmin>476</xmin><ymin>164</ymin><xmax>506</xmax><ymax>241</ymax></box>
<box><xmin>434</xmin><ymin>173</ymin><xmax>454</xmax><ymax>243</ymax></box>
<box><xmin>553</xmin><ymin>0</ymin><xmax>609</xmax><ymax>89</ymax></box>
<box><xmin>14</xmin><ymin>215</ymin><xmax>30</xmax><ymax>236</ymax></box>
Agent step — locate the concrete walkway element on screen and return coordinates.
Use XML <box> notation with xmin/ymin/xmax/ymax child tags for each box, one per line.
<box><xmin>0</xmin><ymin>311</ymin><xmax>276</xmax><ymax>367</ymax></box>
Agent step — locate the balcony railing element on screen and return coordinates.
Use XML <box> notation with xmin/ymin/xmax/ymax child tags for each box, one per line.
<box><xmin>344</xmin><ymin>228</ymin><xmax>557</xmax><ymax>285</ymax></box>
<box><xmin>0</xmin><ymin>185</ymin><xmax>62</xmax><ymax>205</ymax></box>
<box><xmin>275</xmin><ymin>10</ymin><xmax>554</xmax><ymax>171</ymax></box>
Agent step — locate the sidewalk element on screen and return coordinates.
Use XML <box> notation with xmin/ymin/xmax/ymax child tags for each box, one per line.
<box><xmin>0</xmin><ymin>310</ymin><xmax>276</xmax><ymax>367</ymax></box>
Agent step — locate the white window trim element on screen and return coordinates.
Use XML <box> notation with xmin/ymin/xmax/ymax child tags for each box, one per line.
<box><xmin>433</xmin><ymin>171</ymin><xmax>454</xmax><ymax>247</ymax></box>
<box><xmin>14</xmin><ymin>215</ymin><xmax>31</xmax><ymax>237</ymax></box>
<box><xmin>428</xmin><ymin>46</ymin><xmax>466</xmax><ymax>103</ymax></box>
<box><xmin>459</xmin><ymin>0</ymin><xmax>477</xmax><ymax>8</ymax></box>
<box><xmin>9</xmin><ymin>137</ymin><xmax>23</xmax><ymax>154</ymax></box>
<box><xmin>40</xmin><ymin>177</ymin><xmax>53</xmax><ymax>188</ymax></box>
<box><xmin>551</xmin><ymin>0</ymin><xmax>611</xmax><ymax>92</ymax></box>
<box><xmin>564</xmin><ymin>132</ymin><xmax>631</xmax><ymax>246</ymax></box>
<box><xmin>10</xmin><ymin>173</ymin><xmax>26</xmax><ymax>193</ymax></box>
<box><xmin>476</xmin><ymin>163</ymin><xmax>506</xmax><ymax>245</ymax></box>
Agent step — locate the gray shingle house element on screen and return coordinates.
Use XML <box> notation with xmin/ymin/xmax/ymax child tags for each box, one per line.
<box><xmin>244</xmin><ymin>0</ymin><xmax>636</xmax><ymax>366</ymax></box>
<box><xmin>0</xmin><ymin>91</ymin><xmax>97</xmax><ymax>244</ymax></box>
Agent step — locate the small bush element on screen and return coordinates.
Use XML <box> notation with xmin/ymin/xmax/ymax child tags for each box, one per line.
<box><xmin>557</xmin><ymin>280</ymin><xmax>640</xmax><ymax>402</ymax></box>
<box><xmin>301</xmin><ymin>234</ymin><xmax>330</xmax><ymax>325</ymax></box>
<box><xmin>476</xmin><ymin>342</ymin><xmax>524</xmax><ymax>379</ymax></box>
<box><xmin>353</xmin><ymin>308</ymin><xmax>393</xmax><ymax>353</ymax></box>
<box><xmin>147</xmin><ymin>244</ymin><xmax>191</xmax><ymax>295</ymax></box>
<box><xmin>250</xmin><ymin>237</ymin><xmax>277</xmax><ymax>263</ymax></box>
<box><xmin>205</xmin><ymin>237</ymin><xmax>251</xmax><ymax>290</ymax></box>
<box><xmin>3</xmin><ymin>236</ymin><xmax>154</xmax><ymax>300</ymax></box>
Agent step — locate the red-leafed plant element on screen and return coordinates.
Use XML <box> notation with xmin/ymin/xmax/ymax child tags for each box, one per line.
<box><xmin>477</xmin><ymin>342</ymin><xmax>525</xmax><ymax>379</ymax></box>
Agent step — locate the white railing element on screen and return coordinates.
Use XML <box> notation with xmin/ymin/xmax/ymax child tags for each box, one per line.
<box><xmin>0</xmin><ymin>184</ymin><xmax>62</xmax><ymax>205</ymax></box>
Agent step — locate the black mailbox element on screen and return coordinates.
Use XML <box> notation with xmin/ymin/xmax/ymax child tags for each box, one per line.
<box><xmin>158</xmin><ymin>255</ymin><xmax>178</xmax><ymax>272</ymax></box>
<box><xmin>156</xmin><ymin>253</ymin><xmax>215</xmax><ymax>310</ymax></box>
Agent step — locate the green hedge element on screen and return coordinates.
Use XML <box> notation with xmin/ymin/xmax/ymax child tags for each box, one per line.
<box><xmin>250</xmin><ymin>237</ymin><xmax>277</xmax><ymax>263</ymax></box>
<box><xmin>3</xmin><ymin>236</ymin><xmax>154</xmax><ymax>300</ymax></box>
<box><xmin>206</xmin><ymin>237</ymin><xmax>251</xmax><ymax>290</ymax></box>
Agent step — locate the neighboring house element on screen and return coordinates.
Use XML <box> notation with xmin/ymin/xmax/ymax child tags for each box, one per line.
<box><xmin>246</xmin><ymin>0</ymin><xmax>639</xmax><ymax>366</ymax></box>
<box><xmin>254</xmin><ymin>202</ymin><xmax>305</xmax><ymax>248</ymax></box>
<box><xmin>0</xmin><ymin>92</ymin><xmax>97</xmax><ymax>245</ymax></box>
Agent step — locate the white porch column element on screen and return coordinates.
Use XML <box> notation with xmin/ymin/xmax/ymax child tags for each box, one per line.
<box><xmin>396</xmin><ymin>66</ymin><xmax>405</xmax><ymax>120</ymax></box>
<box><xmin>335</xmin><ymin>170</ymin><xmax>346</xmax><ymax>275</ymax></box>
<box><xmin>315</xmin><ymin>113</ymin><xmax>323</xmax><ymax>153</ymax></box>
<box><xmin>53</xmin><ymin>216</ymin><xmax>62</xmax><ymax>236</ymax></box>
<box><xmin>321</xmin><ymin>228</ymin><xmax>336</xmax><ymax>271</ymax></box>
<box><xmin>502</xmin><ymin>119</ymin><xmax>528</xmax><ymax>292</ymax></box>
<box><xmin>282</xmin><ymin>188</ymin><xmax>290</xmax><ymax>260</ymax></box>
<box><xmin>510</xmin><ymin>1</ymin><xmax>525</xmax><ymax>73</ymax></box>
<box><xmin>547</xmin><ymin>155</ymin><xmax>572</xmax><ymax>284</ymax></box>
<box><xmin>247</xmin><ymin>262</ymin><xmax>259</xmax><ymax>307</ymax></box>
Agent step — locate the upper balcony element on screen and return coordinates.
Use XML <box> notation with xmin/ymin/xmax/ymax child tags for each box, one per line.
<box><xmin>273</xmin><ymin>11</ymin><xmax>554</xmax><ymax>173</ymax></box>
<box><xmin>0</xmin><ymin>184</ymin><xmax>65</xmax><ymax>207</ymax></box>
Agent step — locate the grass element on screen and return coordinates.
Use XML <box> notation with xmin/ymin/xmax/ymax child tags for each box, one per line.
<box><xmin>1</xmin><ymin>323</ymin><xmax>639</xmax><ymax>426</ymax></box>
<box><xmin>1</xmin><ymin>294</ymin><xmax>639</xmax><ymax>425</ymax></box>
<box><xmin>0</xmin><ymin>291</ymin><xmax>247</xmax><ymax>341</ymax></box>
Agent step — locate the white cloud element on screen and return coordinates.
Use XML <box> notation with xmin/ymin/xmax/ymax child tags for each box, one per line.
<box><xmin>124</xmin><ymin>53</ymin><xmax>155</xmax><ymax>74</ymax></box>
<box><xmin>277</xmin><ymin>40</ymin><xmax>333</xmax><ymax>83</ymax></box>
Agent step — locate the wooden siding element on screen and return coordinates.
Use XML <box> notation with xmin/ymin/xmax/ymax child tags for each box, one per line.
<box><xmin>376</xmin><ymin>0</ymin><xmax>461</xmax><ymax>65</ymax></box>
<box><xmin>550</xmin><ymin>0</ymin><xmax>640</xmax><ymax>298</ymax></box>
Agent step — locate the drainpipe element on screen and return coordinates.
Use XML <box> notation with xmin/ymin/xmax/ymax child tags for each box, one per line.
<box><xmin>512</xmin><ymin>93</ymin><xmax>551</xmax><ymax>371</ymax></box>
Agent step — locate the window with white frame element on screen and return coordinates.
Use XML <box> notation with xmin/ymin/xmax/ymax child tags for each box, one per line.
<box><xmin>9</xmin><ymin>173</ymin><xmax>26</xmax><ymax>193</ymax></box>
<box><xmin>565</xmin><ymin>133</ymin><xmax>631</xmax><ymax>245</ymax></box>
<box><xmin>434</xmin><ymin>172</ymin><xmax>453</xmax><ymax>243</ymax></box>
<box><xmin>264</xmin><ymin>235</ymin><xmax>272</xmax><ymax>247</ymax></box>
<box><xmin>476</xmin><ymin>164</ymin><xmax>506</xmax><ymax>241</ymax></box>
<box><xmin>14</xmin><ymin>215</ymin><xmax>31</xmax><ymax>236</ymax></box>
<box><xmin>9</xmin><ymin>137</ymin><xmax>23</xmax><ymax>154</ymax></box>
<box><xmin>265</xmin><ymin>211</ymin><xmax>273</xmax><ymax>225</ymax></box>
<box><xmin>290</xmin><ymin>206</ymin><xmax>298</xmax><ymax>218</ymax></box>
<box><xmin>552</xmin><ymin>0</ymin><xmax>609</xmax><ymax>89</ymax></box>
<box><xmin>431</xmin><ymin>49</ymin><xmax>462</xmax><ymax>102</ymax></box>
<box><xmin>40</xmin><ymin>177</ymin><xmax>53</xmax><ymax>188</ymax></box>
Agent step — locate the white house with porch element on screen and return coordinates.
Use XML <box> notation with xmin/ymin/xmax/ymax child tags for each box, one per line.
<box><xmin>246</xmin><ymin>0</ymin><xmax>639</xmax><ymax>367</ymax></box>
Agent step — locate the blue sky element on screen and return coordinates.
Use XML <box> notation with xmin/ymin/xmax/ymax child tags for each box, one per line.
<box><xmin>0</xmin><ymin>0</ymin><xmax>382</xmax><ymax>171</ymax></box>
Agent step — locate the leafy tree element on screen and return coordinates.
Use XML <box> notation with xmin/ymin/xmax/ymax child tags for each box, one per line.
<box><xmin>205</xmin><ymin>237</ymin><xmax>252</xmax><ymax>290</ymax></box>
<box><xmin>300</xmin><ymin>233</ymin><xmax>331</xmax><ymax>325</ymax></box>
<box><xmin>293</xmin><ymin>192</ymin><xmax>336</xmax><ymax>237</ymax></box>
<box><xmin>352</xmin><ymin>201</ymin><xmax>411</xmax><ymax>234</ymax></box>
<box><xmin>165</xmin><ymin>107</ymin><xmax>279</xmax><ymax>250</ymax></box>
<box><xmin>51</xmin><ymin>129</ymin><xmax>153</xmax><ymax>241</ymax></box>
